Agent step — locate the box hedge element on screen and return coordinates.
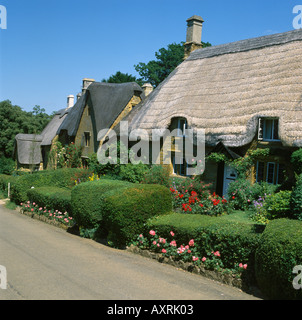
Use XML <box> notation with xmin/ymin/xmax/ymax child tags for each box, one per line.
<box><xmin>102</xmin><ymin>184</ymin><xmax>172</xmax><ymax>247</ymax></box>
<box><xmin>147</xmin><ymin>212</ymin><xmax>262</xmax><ymax>278</ymax></box>
<box><xmin>71</xmin><ymin>179</ymin><xmax>130</xmax><ymax>229</ymax></box>
<box><xmin>71</xmin><ymin>180</ymin><xmax>172</xmax><ymax>246</ymax></box>
<box><xmin>10</xmin><ymin>168</ymin><xmax>91</xmax><ymax>204</ymax></box>
<box><xmin>27</xmin><ymin>187</ymin><xmax>72</xmax><ymax>214</ymax></box>
<box><xmin>255</xmin><ymin>219</ymin><xmax>302</xmax><ymax>300</ymax></box>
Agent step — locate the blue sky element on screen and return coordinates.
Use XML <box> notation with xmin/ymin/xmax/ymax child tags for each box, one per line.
<box><xmin>0</xmin><ymin>0</ymin><xmax>300</xmax><ymax>114</ymax></box>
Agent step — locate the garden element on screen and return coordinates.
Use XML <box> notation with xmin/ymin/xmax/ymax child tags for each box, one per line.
<box><xmin>1</xmin><ymin>147</ymin><xmax>302</xmax><ymax>300</ymax></box>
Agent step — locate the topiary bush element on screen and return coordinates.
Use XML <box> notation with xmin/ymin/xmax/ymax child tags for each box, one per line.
<box><xmin>103</xmin><ymin>184</ymin><xmax>172</xmax><ymax>247</ymax></box>
<box><xmin>255</xmin><ymin>219</ymin><xmax>302</xmax><ymax>300</ymax></box>
<box><xmin>27</xmin><ymin>187</ymin><xmax>72</xmax><ymax>214</ymax></box>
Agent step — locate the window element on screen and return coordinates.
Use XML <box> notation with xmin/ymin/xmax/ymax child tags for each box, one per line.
<box><xmin>258</xmin><ymin>118</ymin><xmax>279</xmax><ymax>141</ymax></box>
<box><xmin>177</xmin><ymin>119</ymin><xmax>188</xmax><ymax>137</ymax></box>
<box><xmin>256</xmin><ymin>161</ymin><xmax>285</xmax><ymax>185</ymax></box>
<box><xmin>84</xmin><ymin>132</ymin><xmax>91</xmax><ymax>147</ymax></box>
<box><xmin>172</xmin><ymin>155</ymin><xmax>188</xmax><ymax>176</ymax></box>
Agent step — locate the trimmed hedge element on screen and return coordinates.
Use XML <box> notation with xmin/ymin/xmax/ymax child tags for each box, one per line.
<box><xmin>10</xmin><ymin>168</ymin><xmax>92</xmax><ymax>204</ymax></box>
<box><xmin>71</xmin><ymin>180</ymin><xmax>172</xmax><ymax>247</ymax></box>
<box><xmin>147</xmin><ymin>212</ymin><xmax>262</xmax><ymax>280</ymax></box>
<box><xmin>255</xmin><ymin>219</ymin><xmax>302</xmax><ymax>300</ymax></box>
<box><xmin>71</xmin><ymin>179</ymin><xmax>130</xmax><ymax>228</ymax></box>
<box><xmin>27</xmin><ymin>187</ymin><xmax>72</xmax><ymax>214</ymax></box>
<box><xmin>103</xmin><ymin>184</ymin><xmax>172</xmax><ymax>247</ymax></box>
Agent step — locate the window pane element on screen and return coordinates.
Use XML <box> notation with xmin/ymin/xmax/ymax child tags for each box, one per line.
<box><xmin>264</xmin><ymin>120</ymin><xmax>273</xmax><ymax>140</ymax></box>
<box><xmin>273</xmin><ymin>119</ymin><xmax>279</xmax><ymax>140</ymax></box>
<box><xmin>267</xmin><ymin>163</ymin><xmax>275</xmax><ymax>184</ymax></box>
<box><xmin>257</xmin><ymin>162</ymin><xmax>265</xmax><ymax>182</ymax></box>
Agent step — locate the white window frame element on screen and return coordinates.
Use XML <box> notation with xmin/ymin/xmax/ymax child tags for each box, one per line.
<box><xmin>258</xmin><ymin>118</ymin><xmax>280</xmax><ymax>142</ymax></box>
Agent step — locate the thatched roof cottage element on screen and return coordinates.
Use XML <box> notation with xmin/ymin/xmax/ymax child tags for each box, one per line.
<box><xmin>123</xmin><ymin>16</ymin><xmax>302</xmax><ymax>195</ymax></box>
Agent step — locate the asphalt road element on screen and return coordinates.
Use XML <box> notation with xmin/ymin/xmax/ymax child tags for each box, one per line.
<box><xmin>0</xmin><ymin>204</ymin><xmax>260</xmax><ymax>301</ymax></box>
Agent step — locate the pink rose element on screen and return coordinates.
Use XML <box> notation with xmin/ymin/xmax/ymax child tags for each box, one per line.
<box><xmin>149</xmin><ymin>230</ymin><xmax>156</xmax><ymax>236</ymax></box>
<box><xmin>239</xmin><ymin>263</ymin><xmax>243</xmax><ymax>268</ymax></box>
<box><xmin>189</xmin><ymin>239</ymin><xmax>194</xmax><ymax>247</ymax></box>
<box><xmin>192</xmin><ymin>256</ymin><xmax>199</xmax><ymax>262</ymax></box>
<box><xmin>170</xmin><ymin>240</ymin><xmax>177</xmax><ymax>247</ymax></box>
<box><xmin>152</xmin><ymin>241</ymin><xmax>157</xmax><ymax>245</ymax></box>
<box><xmin>202</xmin><ymin>257</ymin><xmax>206</xmax><ymax>262</ymax></box>
<box><xmin>170</xmin><ymin>231</ymin><xmax>175</xmax><ymax>237</ymax></box>
<box><xmin>243</xmin><ymin>264</ymin><xmax>248</xmax><ymax>270</ymax></box>
<box><xmin>162</xmin><ymin>249</ymin><xmax>167</xmax><ymax>254</ymax></box>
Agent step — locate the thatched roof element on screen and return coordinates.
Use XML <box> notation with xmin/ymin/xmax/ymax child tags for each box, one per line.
<box><xmin>14</xmin><ymin>134</ymin><xmax>43</xmax><ymax>165</ymax></box>
<box><xmin>125</xmin><ymin>29</ymin><xmax>302</xmax><ymax>147</ymax></box>
<box><xmin>40</xmin><ymin>108</ymin><xmax>67</xmax><ymax>146</ymax></box>
<box><xmin>57</xmin><ymin>82</ymin><xmax>143</xmax><ymax>141</ymax></box>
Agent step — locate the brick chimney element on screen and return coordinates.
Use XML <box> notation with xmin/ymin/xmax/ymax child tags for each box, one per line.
<box><xmin>184</xmin><ymin>15</ymin><xmax>204</xmax><ymax>59</ymax></box>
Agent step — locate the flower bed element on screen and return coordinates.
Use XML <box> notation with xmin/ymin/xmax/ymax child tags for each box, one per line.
<box><xmin>20</xmin><ymin>201</ymin><xmax>74</xmax><ymax>229</ymax></box>
<box><xmin>129</xmin><ymin>229</ymin><xmax>251</xmax><ymax>290</ymax></box>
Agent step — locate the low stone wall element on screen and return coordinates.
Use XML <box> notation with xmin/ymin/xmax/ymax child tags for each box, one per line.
<box><xmin>127</xmin><ymin>245</ymin><xmax>243</xmax><ymax>289</ymax></box>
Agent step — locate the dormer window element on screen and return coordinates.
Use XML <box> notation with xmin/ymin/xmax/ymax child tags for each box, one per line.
<box><xmin>258</xmin><ymin>118</ymin><xmax>279</xmax><ymax>141</ymax></box>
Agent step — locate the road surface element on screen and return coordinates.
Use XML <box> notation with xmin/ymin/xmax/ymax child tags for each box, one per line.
<box><xmin>0</xmin><ymin>204</ymin><xmax>261</xmax><ymax>300</ymax></box>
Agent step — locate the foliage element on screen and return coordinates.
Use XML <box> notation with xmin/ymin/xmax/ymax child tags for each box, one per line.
<box><xmin>0</xmin><ymin>157</ymin><xmax>15</xmax><ymax>175</ymax></box>
<box><xmin>170</xmin><ymin>187</ymin><xmax>229</xmax><ymax>217</ymax></box>
<box><xmin>20</xmin><ymin>201</ymin><xmax>74</xmax><ymax>228</ymax></box>
<box><xmin>27</xmin><ymin>187</ymin><xmax>72</xmax><ymax>214</ymax></box>
<box><xmin>228</xmin><ymin>179</ymin><xmax>278</xmax><ymax>211</ymax></box>
<box><xmin>227</xmin><ymin>179</ymin><xmax>254</xmax><ymax>210</ymax></box>
<box><xmin>49</xmin><ymin>142</ymin><xmax>82</xmax><ymax>169</ymax></box>
<box><xmin>10</xmin><ymin>168</ymin><xmax>92</xmax><ymax>204</ymax></box>
<box><xmin>290</xmin><ymin>174</ymin><xmax>302</xmax><ymax>220</ymax></box>
<box><xmin>119</xmin><ymin>163</ymin><xmax>150</xmax><ymax>183</ymax></box>
<box><xmin>71</xmin><ymin>179</ymin><xmax>130</xmax><ymax>229</ymax></box>
<box><xmin>255</xmin><ymin>219</ymin><xmax>302</xmax><ymax>300</ymax></box>
<box><xmin>141</xmin><ymin>165</ymin><xmax>171</xmax><ymax>188</ymax></box>
<box><xmin>0</xmin><ymin>100</ymin><xmax>52</xmax><ymax>159</ymax></box>
<box><xmin>134</xmin><ymin>42</ymin><xmax>211</xmax><ymax>87</ymax></box>
<box><xmin>102</xmin><ymin>71</ymin><xmax>143</xmax><ymax>86</ymax></box>
<box><xmin>103</xmin><ymin>184</ymin><xmax>173</xmax><ymax>247</ymax></box>
<box><xmin>230</xmin><ymin>148</ymin><xmax>270</xmax><ymax>179</ymax></box>
<box><xmin>291</xmin><ymin>148</ymin><xmax>302</xmax><ymax>175</ymax></box>
<box><xmin>145</xmin><ymin>213</ymin><xmax>262</xmax><ymax>280</ymax></box>
<box><xmin>263</xmin><ymin>191</ymin><xmax>292</xmax><ymax>220</ymax></box>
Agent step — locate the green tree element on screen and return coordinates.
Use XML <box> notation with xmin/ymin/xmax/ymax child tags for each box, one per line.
<box><xmin>134</xmin><ymin>41</ymin><xmax>211</xmax><ymax>87</ymax></box>
<box><xmin>102</xmin><ymin>71</ymin><xmax>143</xmax><ymax>86</ymax></box>
<box><xmin>0</xmin><ymin>100</ymin><xmax>52</xmax><ymax>159</ymax></box>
